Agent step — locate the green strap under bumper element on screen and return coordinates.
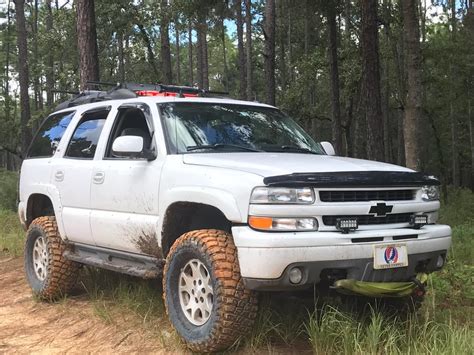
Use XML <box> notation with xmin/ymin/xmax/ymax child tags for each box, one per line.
<box><xmin>333</xmin><ymin>273</ymin><xmax>428</xmax><ymax>298</ymax></box>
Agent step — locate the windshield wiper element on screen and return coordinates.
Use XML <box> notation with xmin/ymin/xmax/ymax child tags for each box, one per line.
<box><xmin>186</xmin><ymin>144</ymin><xmax>262</xmax><ymax>152</ymax></box>
<box><xmin>265</xmin><ymin>145</ymin><xmax>320</xmax><ymax>154</ymax></box>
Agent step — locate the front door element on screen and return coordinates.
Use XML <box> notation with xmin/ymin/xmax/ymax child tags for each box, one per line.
<box><xmin>52</xmin><ymin>107</ymin><xmax>110</xmax><ymax>245</ymax></box>
<box><xmin>90</xmin><ymin>103</ymin><xmax>163</xmax><ymax>255</ymax></box>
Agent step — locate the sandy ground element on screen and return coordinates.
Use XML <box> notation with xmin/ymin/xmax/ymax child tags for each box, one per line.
<box><xmin>0</xmin><ymin>256</ymin><xmax>170</xmax><ymax>354</ymax></box>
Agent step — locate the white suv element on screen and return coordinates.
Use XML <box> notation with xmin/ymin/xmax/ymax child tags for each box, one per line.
<box><xmin>18</xmin><ymin>85</ymin><xmax>451</xmax><ymax>352</ymax></box>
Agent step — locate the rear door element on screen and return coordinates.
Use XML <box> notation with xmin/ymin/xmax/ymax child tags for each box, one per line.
<box><xmin>90</xmin><ymin>103</ymin><xmax>163</xmax><ymax>254</ymax></box>
<box><xmin>51</xmin><ymin>106</ymin><xmax>111</xmax><ymax>245</ymax></box>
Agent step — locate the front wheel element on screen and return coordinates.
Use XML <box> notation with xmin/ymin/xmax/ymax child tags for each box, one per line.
<box><xmin>163</xmin><ymin>229</ymin><xmax>258</xmax><ymax>352</ymax></box>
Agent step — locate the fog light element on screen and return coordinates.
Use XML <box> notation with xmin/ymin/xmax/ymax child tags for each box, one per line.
<box><xmin>436</xmin><ymin>255</ymin><xmax>445</xmax><ymax>268</ymax></box>
<box><xmin>410</xmin><ymin>214</ymin><xmax>428</xmax><ymax>229</ymax></box>
<box><xmin>336</xmin><ymin>218</ymin><xmax>358</xmax><ymax>233</ymax></box>
<box><xmin>289</xmin><ymin>267</ymin><xmax>303</xmax><ymax>284</ymax></box>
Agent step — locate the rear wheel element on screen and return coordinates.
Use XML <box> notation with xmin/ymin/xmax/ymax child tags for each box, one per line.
<box><xmin>163</xmin><ymin>229</ymin><xmax>258</xmax><ymax>352</ymax></box>
<box><xmin>24</xmin><ymin>216</ymin><xmax>79</xmax><ymax>300</ymax></box>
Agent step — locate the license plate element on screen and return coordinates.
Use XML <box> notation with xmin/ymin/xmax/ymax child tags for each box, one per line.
<box><xmin>373</xmin><ymin>243</ymin><xmax>408</xmax><ymax>269</ymax></box>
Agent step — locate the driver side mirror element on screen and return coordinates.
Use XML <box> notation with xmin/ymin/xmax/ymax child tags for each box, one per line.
<box><xmin>112</xmin><ymin>135</ymin><xmax>155</xmax><ymax>160</ymax></box>
<box><xmin>321</xmin><ymin>141</ymin><xmax>336</xmax><ymax>156</ymax></box>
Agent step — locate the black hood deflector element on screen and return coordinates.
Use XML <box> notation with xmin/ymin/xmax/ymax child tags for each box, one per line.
<box><xmin>263</xmin><ymin>171</ymin><xmax>440</xmax><ymax>188</ymax></box>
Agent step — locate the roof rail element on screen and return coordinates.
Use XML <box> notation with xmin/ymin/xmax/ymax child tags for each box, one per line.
<box><xmin>53</xmin><ymin>82</ymin><xmax>230</xmax><ymax>111</ymax></box>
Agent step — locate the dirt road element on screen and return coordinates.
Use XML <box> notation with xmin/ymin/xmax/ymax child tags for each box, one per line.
<box><xmin>0</xmin><ymin>256</ymin><xmax>170</xmax><ymax>354</ymax></box>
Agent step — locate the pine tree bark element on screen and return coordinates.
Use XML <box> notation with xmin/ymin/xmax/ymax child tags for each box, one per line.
<box><xmin>263</xmin><ymin>0</ymin><xmax>276</xmax><ymax>105</ymax></box>
<box><xmin>235</xmin><ymin>0</ymin><xmax>246</xmax><ymax>99</ymax></box>
<box><xmin>188</xmin><ymin>21</ymin><xmax>193</xmax><ymax>85</ymax></box>
<box><xmin>76</xmin><ymin>0</ymin><xmax>100</xmax><ymax>90</ymax></box>
<box><xmin>175</xmin><ymin>21</ymin><xmax>181</xmax><ymax>84</ymax></box>
<box><xmin>196</xmin><ymin>8</ymin><xmax>209</xmax><ymax>89</ymax></box>
<box><xmin>13</xmin><ymin>0</ymin><xmax>32</xmax><ymax>156</ymax></box>
<box><xmin>196</xmin><ymin>20</ymin><xmax>203</xmax><ymax>88</ymax></box>
<box><xmin>160</xmin><ymin>0</ymin><xmax>172</xmax><ymax>84</ymax></box>
<box><xmin>32</xmin><ymin>0</ymin><xmax>43</xmax><ymax>110</ymax></box>
<box><xmin>45</xmin><ymin>0</ymin><xmax>54</xmax><ymax>106</ymax></box>
<box><xmin>118</xmin><ymin>32</ymin><xmax>125</xmax><ymax>82</ymax></box>
<box><xmin>326</xmin><ymin>2</ymin><xmax>343</xmax><ymax>155</ymax></box>
<box><xmin>220</xmin><ymin>17</ymin><xmax>229</xmax><ymax>91</ymax></box>
<box><xmin>360</xmin><ymin>0</ymin><xmax>385</xmax><ymax>161</ymax></box>
<box><xmin>245</xmin><ymin>0</ymin><xmax>253</xmax><ymax>99</ymax></box>
<box><xmin>401</xmin><ymin>0</ymin><xmax>422</xmax><ymax>170</ymax></box>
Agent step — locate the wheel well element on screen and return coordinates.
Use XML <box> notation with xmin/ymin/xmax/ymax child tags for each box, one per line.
<box><xmin>161</xmin><ymin>202</ymin><xmax>231</xmax><ymax>257</ymax></box>
<box><xmin>26</xmin><ymin>194</ymin><xmax>54</xmax><ymax>227</ymax></box>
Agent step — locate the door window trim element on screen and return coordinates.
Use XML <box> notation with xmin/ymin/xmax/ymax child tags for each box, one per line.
<box><xmin>103</xmin><ymin>103</ymin><xmax>156</xmax><ymax>161</ymax></box>
<box><xmin>63</xmin><ymin>106</ymin><xmax>111</xmax><ymax>160</ymax></box>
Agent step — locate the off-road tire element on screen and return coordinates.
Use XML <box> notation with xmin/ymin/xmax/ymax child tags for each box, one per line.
<box><xmin>163</xmin><ymin>229</ymin><xmax>258</xmax><ymax>352</ymax></box>
<box><xmin>24</xmin><ymin>216</ymin><xmax>79</xmax><ymax>300</ymax></box>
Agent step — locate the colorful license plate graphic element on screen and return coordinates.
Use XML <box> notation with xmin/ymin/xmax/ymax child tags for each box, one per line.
<box><xmin>373</xmin><ymin>244</ymin><xmax>408</xmax><ymax>269</ymax></box>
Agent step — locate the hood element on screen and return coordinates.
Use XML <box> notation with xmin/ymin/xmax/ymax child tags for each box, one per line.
<box><xmin>182</xmin><ymin>153</ymin><xmax>413</xmax><ymax>177</ymax></box>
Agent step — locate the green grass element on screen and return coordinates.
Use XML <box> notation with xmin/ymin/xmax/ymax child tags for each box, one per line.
<box><xmin>0</xmin><ymin>185</ymin><xmax>472</xmax><ymax>353</ymax></box>
<box><xmin>0</xmin><ymin>209</ymin><xmax>24</xmax><ymax>256</ymax></box>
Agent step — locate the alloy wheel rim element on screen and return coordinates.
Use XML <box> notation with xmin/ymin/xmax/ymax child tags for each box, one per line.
<box><xmin>178</xmin><ymin>258</ymin><xmax>214</xmax><ymax>326</ymax></box>
<box><xmin>33</xmin><ymin>236</ymin><xmax>49</xmax><ymax>281</ymax></box>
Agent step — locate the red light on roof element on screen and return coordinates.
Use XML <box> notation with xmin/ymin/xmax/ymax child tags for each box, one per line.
<box><xmin>135</xmin><ymin>90</ymin><xmax>198</xmax><ymax>97</ymax></box>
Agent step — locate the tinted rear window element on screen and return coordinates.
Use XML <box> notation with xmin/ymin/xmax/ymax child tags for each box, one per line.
<box><xmin>27</xmin><ymin>111</ymin><xmax>75</xmax><ymax>158</ymax></box>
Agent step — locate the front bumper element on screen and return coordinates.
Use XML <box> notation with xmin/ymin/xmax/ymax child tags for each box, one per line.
<box><xmin>232</xmin><ymin>224</ymin><xmax>451</xmax><ymax>291</ymax></box>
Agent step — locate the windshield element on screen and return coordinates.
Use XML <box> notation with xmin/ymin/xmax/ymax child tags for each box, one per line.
<box><xmin>159</xmin><ymin>102</ymin><xmax>325</xmax><ymax>154</ymax></box>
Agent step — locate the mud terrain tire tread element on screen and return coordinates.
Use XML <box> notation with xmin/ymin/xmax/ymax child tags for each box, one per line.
<box><xmin>163</xmin><ymin>229</ymin><xmax>258</xmax><ymax>352</ymax></box>
<box><xmin>25</xmin><ymin>216</ymin><xmax>79</xmax><ymax>300</ymax></box>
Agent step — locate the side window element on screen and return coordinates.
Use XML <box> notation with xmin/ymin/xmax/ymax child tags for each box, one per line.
<box><xmin>105</xmin><ymin>106</ymin><xmax>153</xmax><ymax>158</ymax></box>
<box><xmin>65</xmin><ymin>110</ymin><xmax>108</xmax><ymax>159</ymax></box>
<box><xmin>27</xmin><ymin>111</ymin><xmax>75</xmax><ymax>158</ymax></box>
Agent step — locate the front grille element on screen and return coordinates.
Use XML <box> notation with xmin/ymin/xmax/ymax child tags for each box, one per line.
<box><xmin>323</xmin><ymin>213</ymin><xmax>412</xmax><ymax>226</ymax></box>
<box><xmin>319</xmin><ymin>190</ymin><xmax>415</xmax><ymax>202</ymax></box>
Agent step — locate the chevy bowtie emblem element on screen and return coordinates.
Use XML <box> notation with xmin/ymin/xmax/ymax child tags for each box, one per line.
<box><xmin>369</xmin><ymin>202</ymin><xmax>393</xmax><ymax>217</ymax></box>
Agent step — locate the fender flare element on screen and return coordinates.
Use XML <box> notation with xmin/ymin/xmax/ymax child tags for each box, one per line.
<box><xmin>158</xmin><ymin>186</ymin><xmax>243</xmax><ymax>239</ymax></box>
<box><xmin>25</xmin><ymin>183</ymin><xmax>67</xmax><ymax>239</ymax></box>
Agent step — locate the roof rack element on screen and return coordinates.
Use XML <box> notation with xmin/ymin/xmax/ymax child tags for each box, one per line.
<box><xmin>53</xmin><ymin>82</ymin><xmax>229</xmax><ymax>111</ymax></box>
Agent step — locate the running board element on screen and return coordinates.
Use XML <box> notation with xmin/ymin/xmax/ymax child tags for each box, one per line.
<box><xmin>64</xmin><ymin>243</ymin><xmax>163</xmax><ymax>279</ymax></box>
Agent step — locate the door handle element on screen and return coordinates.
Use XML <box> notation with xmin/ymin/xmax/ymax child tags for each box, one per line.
<box><xmin>54</xmin><ymin>170</ymin><xmax>64</xmax><ymax>182</ymax></box>
<box><xmin>93</xmin><ymin>172</ymin><xmax>105</xmax><ymax>184</ymax></box>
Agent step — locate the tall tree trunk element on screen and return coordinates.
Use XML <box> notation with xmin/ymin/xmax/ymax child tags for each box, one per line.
<box><xmin>4</xmin><ymin>0</ymin><xmax>11</xmax><ymax>118</ymax></box>
<box><xmin>45</xmin><ymin>0</ymin><xmax>54</xmax><ymax>106</ymax></box>
<box><xmin>196</xmin><ymin>9</ymin><xmax>209</xmax><ymax>90</ymax></box>
<box><xmin>160</xmin><ymin>0</ymin><xmax>172</xmax><ymax>84</ymax></box>
<box><xmin>287</xmin><ymin>6</ymin><xmax>293</xmax><ymax>83</ymax></box>
<box><xmin>263</xmin><ymin>0</ymin><xmax>276</xmax><ymax>105</ymax></box>
<box><xmin>118</xmin><ymin>32</ymin><xmax>125</xmax><ymax>82</ymax></box>
<box><xmin>402</xmin><ymin>0</ymin><xmax>422</xmax><ymax>170</ymax></box>
<box><xmin>196</xmin><ymin>20</ymin><xmax>203</xmax><ymax>88</ymax></box>
<box><xmin>278</xmin><ymin>0</ymin><xmax>287</xmax><ymax>91</ymax></box>
<box><xmin>235</xmin><ymin>0</ymin><xmax>246</xmax><ymax>99</ymax></box>
<box><xmin>304</xmin><ymin>0</ymin><xmax>310</xmax><ymax>56</ymax></box>
<box><xmin>76</xmin><ymin>0</ymin><xmax>100</xmax><ymax>90</ymax></box>
<box><xmin>137</xmin><ymin>23</ymin><xmax>159</xmax><ymax>81</ymax></box>
<box><xmin>245</xmin><ymin>0</ymin><xmax>253</xmax><ymax>99</ymax></box>
<box><xmin>32</xmin><ymin>0</ymin><xmax>43</xmax><ymax>110</ymax></box>
<box><xmin>450</xmin><ymin>0</ymin><xmax>459</xmax><ymax>186</ymax></box>
<box><xmin>13</xmin><ymin>0</ymin><xmax>32</xmax><ymax>156</ymax></box>
<box><xmin>326</xmin><ymin>2</ymin><xmax>343</xmax><ymax>155</ymax></box>
<box><xmin>175</xmin><ymin>21</ymin><xmax>181</xmax><ymax>84</ymax></box>
<box><xmin>188</xmin><ymin>21</ymin><xmax>193</xmax><ymax>85</ymax></box>
<box><xmin>360</xmin><ymin>0</ymin><xmax>385</xmax><ymax>161</ymax></box>
<box><xmin>220</xmin><ymin>17</ymin><xmax>229</xmax><ymax>91</ymax></box>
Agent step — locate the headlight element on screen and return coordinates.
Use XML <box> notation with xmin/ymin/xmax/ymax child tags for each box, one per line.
<box><xmin>250</xmin><ymin>187</ymin><xmax>315</xmax><ymax>204</ymax></box>
<box><xmin>421</xmin><ymin>185</ymin><xmax>440</xmax><ymax>201</ymax></box>
<box><xmin>249</xmin><ymin>216</ymin><xmax>318</xmax><ymax>231</ymax></box>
